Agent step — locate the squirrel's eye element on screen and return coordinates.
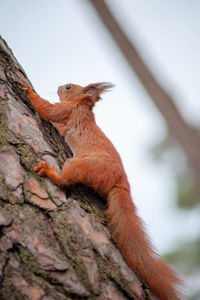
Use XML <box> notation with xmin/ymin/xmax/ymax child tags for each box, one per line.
<box><xmin>66</xmin><ymin>85</ymin><xmax>71</xmax><ymax>90</ymax></box>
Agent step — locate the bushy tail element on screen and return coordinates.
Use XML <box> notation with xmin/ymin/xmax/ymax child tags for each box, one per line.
<box><xmin>106</xmin><ymin>187</ymin><xmax>183</xmax><ymax>300</ymax></box>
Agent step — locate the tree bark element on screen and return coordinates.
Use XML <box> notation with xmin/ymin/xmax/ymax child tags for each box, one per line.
<box><xmin>89</xmin><ymin>0</ymin><xmax>200</xmax><ymax>193</ymax></box>
<box><xmin>0</xmin><ymin>36</ymin><xmax>155</xmax><ymax>300</ymax></box>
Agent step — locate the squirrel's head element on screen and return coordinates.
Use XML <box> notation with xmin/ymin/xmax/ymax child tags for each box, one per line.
<box><xmin>57</xmin><ymin>82</ymin><xmax>114</xmax><ymax>109</ymax></box>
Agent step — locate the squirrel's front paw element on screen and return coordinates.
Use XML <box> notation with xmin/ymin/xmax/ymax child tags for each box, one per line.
<box><xmin>18</xmin><ymin>81</ymin><xmax>29</xmax><ymax>91</ymax></box>
<box><xmin>18</xmin><ymin>82</ymin><xmax>33</xmax><ymax>97</ymax></box>
<box><xmin>34</xmin><ymin>161</ymin><xmax>54</xmax><ymax>176</ymax></box>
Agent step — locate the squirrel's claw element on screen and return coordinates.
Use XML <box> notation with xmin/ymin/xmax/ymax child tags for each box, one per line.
<box><xmin>18</xmin><ymin>81</ymin><xmax>29</xmax><ymax>92</ymax></box>
<box><xmin>34</xmin><ymin>161</ymin><xmax>50</xmax><ymax>176</ymax></box>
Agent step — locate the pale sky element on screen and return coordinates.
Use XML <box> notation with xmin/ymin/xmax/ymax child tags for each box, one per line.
<box><xmin>1</xmin><ymin>0</ymin><xmax>200</xmax><ymax>262</ymax></box>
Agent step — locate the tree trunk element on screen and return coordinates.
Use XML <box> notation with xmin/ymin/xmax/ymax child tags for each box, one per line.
<box><xmin>0</xmin><ymin>36</ymin><xmax>154</xmax><ymax>300</ymax></box>
<box><xmin>90</xmin><ymin>0</ymin><xmax>200</xmax><ymax>194</ymax></box>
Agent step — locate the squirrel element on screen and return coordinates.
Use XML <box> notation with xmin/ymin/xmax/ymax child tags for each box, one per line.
<box><xmin>19</xmin><ymin>81</ymin><xmax>183</xmax><ymax>300</ymax></box>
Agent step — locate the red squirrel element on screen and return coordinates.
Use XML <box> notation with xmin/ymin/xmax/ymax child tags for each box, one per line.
<box><xmin>19</xmin><ymin>81</ymin><xmax>182</xmax><ymax>300</ymax></box>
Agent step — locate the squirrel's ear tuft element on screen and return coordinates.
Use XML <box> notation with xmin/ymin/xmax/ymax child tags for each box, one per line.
<box><xmin>82</xmin><ymin>82</ymin><xmax>114</xmax><ymax>109</ymax></box>
<box><xmin>83</xmin><ymin>82</ymin><xmax>114</xmax><ymax>100</ymax></box>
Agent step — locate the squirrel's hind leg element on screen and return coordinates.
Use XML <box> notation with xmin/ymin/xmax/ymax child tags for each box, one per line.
<box><xmin>34</xmin><ymin>158</ymin><xmax>93</xmax><ymax>187</ymax></box>
<box><xmin>34</xmin><ymin>157</ymin><xmax>115</xmax><ymax>194</ymax></box>
<box><xmin>34</xmin><ymin>161</ymin><xmax>66</xmax><ymax>185</ymax></box>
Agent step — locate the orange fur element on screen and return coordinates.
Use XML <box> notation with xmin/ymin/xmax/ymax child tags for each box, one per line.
<box><xmin>20</xmin><ymin>81</ymin><xmax>183</xmax><ymax>299</ymax></box>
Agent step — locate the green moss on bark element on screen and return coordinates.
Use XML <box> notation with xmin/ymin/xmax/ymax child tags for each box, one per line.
<box><xmin>50</xmin><ymin>211</ymin><xmax>92</xmax><ymax>293</ymax></box>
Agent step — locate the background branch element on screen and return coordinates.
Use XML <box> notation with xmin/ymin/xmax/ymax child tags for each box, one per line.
<box><xmin>90</xmin><ymin>0</ymin><xmax>200</xmax><ymax>192</ymax></box>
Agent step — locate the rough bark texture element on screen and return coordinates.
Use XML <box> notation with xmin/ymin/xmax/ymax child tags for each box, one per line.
<box><xmin>90</xmin><ymin>0</ymin><xmax>200</xmax><ymax>194</ymax></box>
<box><xmin>0</xmin><ymin>37</ymin><xmax>156</xmax><ymax>299</ymax></box>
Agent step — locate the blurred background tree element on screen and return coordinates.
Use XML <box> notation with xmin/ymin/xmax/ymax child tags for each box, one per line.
<box><xmin>90</xmin><ymin>1</ymin><xmax>200</xmax><ymax>299</ymax></box>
